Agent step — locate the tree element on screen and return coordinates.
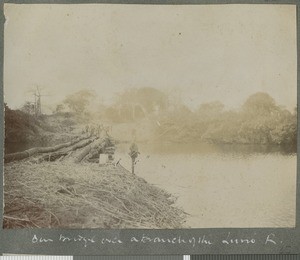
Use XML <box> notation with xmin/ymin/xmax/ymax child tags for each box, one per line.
<box><xmin>21</xmin><ymin>101</ymin><xmax>35</xmax><ymax>115</ymax></box>
<box><xmin>64</xmin><ymin>89</ymin><xmax>95</xmax><ymax>114</ymax></box>
<box><xmin>135</xmin><ymin>87</ymin><xmax>168</xmax><ymax>113</ymax></box>
<box><xmin>114</xmin><ymin>87</ymin><xmax>168</xmax><ymax>121</ymax></box>
<box><xmin>242</xmin><ymin>92</ymin><xmax>277</xmax><ymax>115</ymax></box>
<box><xmin>196</xmin><ymin>101</ymin><xmax>225</xmax><ymax>121</ymax></box>
<box><xmin>55</xmin><ymin>104</ymin><xmax>65</xmax><ymax>113</ymax></box>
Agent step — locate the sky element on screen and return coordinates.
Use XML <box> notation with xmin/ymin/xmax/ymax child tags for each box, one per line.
<box><xmin>3</xmin><ymin>4</ymin><xmax>297</xmax><ymax>112</ymax></box>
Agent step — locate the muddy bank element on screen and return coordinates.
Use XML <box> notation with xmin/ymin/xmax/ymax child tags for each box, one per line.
<box><xmin>3</xmin><ymin>161</ymin><xmax>186</xmax><ymax>229</ymax></box>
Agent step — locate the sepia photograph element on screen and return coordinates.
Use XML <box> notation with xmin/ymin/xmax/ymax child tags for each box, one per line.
<box><xmin>3</xmin><ymin>4</ymin><xmax>297</xmax><ymax>229</ymax></box>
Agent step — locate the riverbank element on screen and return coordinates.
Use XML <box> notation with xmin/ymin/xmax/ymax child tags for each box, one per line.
<box><xmin>3</xmin><ymin>160</ymin><xmax>186</xmax><ymax>229</ymax></box>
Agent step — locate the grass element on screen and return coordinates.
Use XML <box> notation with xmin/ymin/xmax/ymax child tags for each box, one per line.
<box><xmin>3</xmin><ymin>160</ymin><xmax>186</xmax><ymax>229</ymax></box>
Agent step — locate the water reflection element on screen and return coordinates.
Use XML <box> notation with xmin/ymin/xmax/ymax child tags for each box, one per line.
<box><xmin>6</xmin><ymin>139</ymin><xmax>296</xmax><ymax>156</ymax></box>
<box><xmin>128</xmin><ymin>142</ymin><xmax>296</xmax><ymax>156</ymax></box>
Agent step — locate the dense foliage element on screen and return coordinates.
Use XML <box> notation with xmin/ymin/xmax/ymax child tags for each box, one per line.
<box><xmin>63</xmin><ymin>89</ymin><xmax>95</xmax><ymax>114</ymax></box>
<box><xmin>5</xmin><ymin>104</ymin><xmax>69</xmax><ymax>145</ymax></box>
<box><xmin>5</xmin><ymin>103</ymin><xmax>41</xmax><ymax>143</ymax></box>
<box><xmin>104</xmin><ymin>87</ymin><xmax>168</xmax><ymax>122</ymax></box>
<box><xmin>155</xmin><ymin>92</ymin><xmax>297</xmax><ymax>149</ymax></box>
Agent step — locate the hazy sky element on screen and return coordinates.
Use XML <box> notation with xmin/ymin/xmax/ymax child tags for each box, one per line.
<box><xmin>4</xmin><ymin>4</ymin><xmax>297</xmax><ymax>112</ymax></box>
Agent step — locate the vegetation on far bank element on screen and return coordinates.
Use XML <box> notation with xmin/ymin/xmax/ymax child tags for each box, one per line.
<box><xmin>155</xmin><ymin>92</ymin><xmax>297</xmax><ymax>148</ymax></box>
<box><xmin>59</xmin><ymin>88</ymin><xmax>297</xmax><ymax>149</ymax></box>
<box><xmin>6</xmin><ymin>88</ymin><xmax>297</xmax><ymax>151</ymax></box>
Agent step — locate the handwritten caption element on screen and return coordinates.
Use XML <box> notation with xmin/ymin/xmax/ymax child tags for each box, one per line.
<box><xmin>31</xmin><ymin>232</ymin><xmax>284</xmax><ymax>248</ymax></box>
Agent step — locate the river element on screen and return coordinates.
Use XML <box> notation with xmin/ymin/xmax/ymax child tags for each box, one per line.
<box><xmin>115</xmin><ymin>142</ymin><xmax>297</xmax><ymax>228</ymax></box>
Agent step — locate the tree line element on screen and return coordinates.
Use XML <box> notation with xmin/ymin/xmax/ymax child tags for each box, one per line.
<box><xmin>18</xmin><ymin>87</ymin><xmax>297</xmax><ymax>149</ymax></box>
<box><xmin>155</xmin><ymin>92</ymin><xmax>297</xmax><ymax>149</ymax></box>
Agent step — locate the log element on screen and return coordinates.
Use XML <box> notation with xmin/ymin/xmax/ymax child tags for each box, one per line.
<box><xmin>4</xmin><ymin>136</ymin><xmax>89</xmax><ymax>163</ymax></box>
<box><xmin>43</xmin><ymin>152</ymin><xmax>69</xmax><ymax>162</ymax></box>
<box><xmin>71</xmin><ymin>139</ymin><xmax>95</xmax><ymax>151</ymax></box>
<box><xmin>74</xmin><ymin>145</ymin><xmax>92</xmax><ymax>163</ymax></box>
<box><xmin>74</xmin><ymin>138</ymin><xmax>108</xmax><ymax>163</ymax></box>
<box><xmin>37</xmin><ymin>138</ymin><xmax>96</xmax><ymax>162</ymax></box>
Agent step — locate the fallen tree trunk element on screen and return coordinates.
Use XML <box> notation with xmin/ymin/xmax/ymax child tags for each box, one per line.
<box><xmin>38</xmin><ymin>138</ymin><xmax>96</xmax><ymax>162</ymax></box>
<box><xmin>74</xmin><ymin>145</ymin><xmax>92</xmax><ymax>163</ymax></box>
<box><xmin>4</xmin><ymin>136</ymin><xmax>89</xmax><ymax>163</ymax></box>
<box><xmin>42</xmin><ymin>152</ymin><xmax>69</xmax><ymax>162</ymax></box>
<box><xmin>74</xmin><ymin>138</ymin><xmax>108</xmax><ymax>163</ymax></box>
<box><xmin>70</xmin><ymin>138</ymin><xmax>95</xmax><ymax>151</ymax></box>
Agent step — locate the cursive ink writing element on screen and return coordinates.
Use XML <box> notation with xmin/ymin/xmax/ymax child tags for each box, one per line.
<box><xmin>59</xmin><ymin>234</ymin><xmax>96</xmax><ymax>248</ymax></box>
<box><xmin>32</xmin><ymin>234</ymin><xmax>53</xmax><ymax>243</ymax></box>
<box><xmin>30</xmin><ymin>232</ymin><xmax>285</xmax><ymax>250</ymax></box>
<box><xmin>130</xmin><ymin>234</ymin><xmax>213</xmax><ymax>247</ymax></box>
<box><xmin>222</xmin><ymin>232</ymin><xmax>256</xmax><ymax>245</ymax></box>
<box><xmin>265</xmin><ymin>233</ymin><xmax>277</xmax><ymax>245</ymax></box>
<box><xmin>101</xmin><ymin>237</ymin><xmax>123</xmax><ymax>244</ymax></box>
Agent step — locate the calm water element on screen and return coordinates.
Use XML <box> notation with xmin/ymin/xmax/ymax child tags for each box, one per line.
<box><xmin>115</xmin><ymin>142</ymin><xmax>297</xmax><ymax>228</ymax></box>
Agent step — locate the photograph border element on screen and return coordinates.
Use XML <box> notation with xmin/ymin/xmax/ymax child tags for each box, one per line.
<box><xmin>0</xmin><ymin>0</ymin><xmax>299</xmax><ymax>255</ymax></box>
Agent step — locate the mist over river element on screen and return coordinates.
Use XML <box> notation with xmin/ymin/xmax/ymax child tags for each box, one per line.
<box><xmin>115</xmin><ymin>142</ymin><xmax>296</xmax><ymax>228</ymax></box>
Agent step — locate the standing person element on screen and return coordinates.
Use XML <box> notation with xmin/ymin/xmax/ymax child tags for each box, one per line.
<box><xmin>129</xmin><ymin>143</ymin><xmax>139</xmax><ymax>174</ymax></box>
